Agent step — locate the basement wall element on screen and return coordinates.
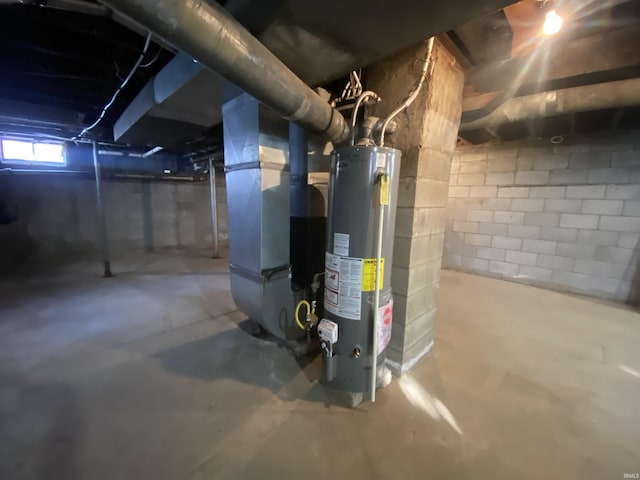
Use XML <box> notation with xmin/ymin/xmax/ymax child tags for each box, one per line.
<box><xmin>0</xmin><ymin>173</ymin><xmax>227</xmax><ymax>270</ymax></box>
<box><xmin>443</xmin><ymin>136</ymin><xmax>640</xmax><ymax>304</ymax></box>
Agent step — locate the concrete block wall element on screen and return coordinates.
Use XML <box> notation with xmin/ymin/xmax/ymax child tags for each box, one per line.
<box><xmin>368</xmin><ymin>40</ymin><xmax>464</xmax><ymax>372</ymax></box>
<box><xmin>443</xmin><ymin>138</ymin><xmax>640</xmax><ymax>303</ymax></box>
<box><xmin>0</xmin><ymin>173</ymin><xmax>228</xmax><ymax>269</ymax></box>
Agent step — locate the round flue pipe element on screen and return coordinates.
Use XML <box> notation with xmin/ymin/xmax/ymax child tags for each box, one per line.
<box><xmin>98</xmin><ymin>0</ymin><xmax>351</xmax><ymax>144</ymax></box>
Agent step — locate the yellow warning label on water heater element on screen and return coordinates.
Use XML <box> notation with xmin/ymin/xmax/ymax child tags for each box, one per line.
<box><xmin>380</xmin><ymin>174</ymin><xmax>390</xmax><ymax>206</ymax></box>
<box><xmin>362</xmin><ymin>258</ymin><xmax>385</xmax><ymax>291</ymax></box>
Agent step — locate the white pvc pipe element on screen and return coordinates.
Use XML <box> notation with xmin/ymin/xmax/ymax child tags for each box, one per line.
<box><xmin>371</xmin><ymin>175</ymin><xmax>385</xmax><ymax>402</ymax></box>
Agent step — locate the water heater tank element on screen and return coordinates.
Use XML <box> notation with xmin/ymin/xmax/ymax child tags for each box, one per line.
<box><xmin>322</xmin><ymin>145</ymin><xmax>401</xmax><ymax>402</ymax></box>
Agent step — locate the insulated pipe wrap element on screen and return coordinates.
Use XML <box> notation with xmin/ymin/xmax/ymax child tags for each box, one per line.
<box><xmin>100</xmin><ymin>0</ymin><xmax>350</xmax><ymax>143</ymax></box>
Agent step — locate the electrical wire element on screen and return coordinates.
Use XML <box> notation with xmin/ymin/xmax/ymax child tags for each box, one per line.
<box><xmin>74</xmin><ymin>32</ymin><xmax>153</xmax><ymax>140</ymax></box>
<box><xmin>140</xmin><ymin>46</ymin><xmax>163</xmax><ymax>68</ymax></box>
<box><xmin>379</xmin><ymin>37</ymin><xmax>435</xmax><ymax>147</ymax></box>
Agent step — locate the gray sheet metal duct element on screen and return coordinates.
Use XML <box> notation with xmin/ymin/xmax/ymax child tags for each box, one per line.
<box><xmin>460</xmin><ymin>78</ymin><xmax>640</xmax><ymax>132</ymax></box>
<box><xmin>223</xmin><ymin>94</ymin><xmax>302</xmax><ymax>340</ymax></box>
<box><xmin>99</xmin><ymin>0</ymin><xmax>350</xmax><ymax>144</ymax></box>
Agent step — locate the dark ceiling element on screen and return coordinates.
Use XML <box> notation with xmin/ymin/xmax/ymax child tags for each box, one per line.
<box><xmin>1</xmin><ymin>0</ymin><xmax>639</xmax><ymax>153</ymax></box>
<box><xmin>452</xmin><ymin>0</ymin><xmax>640</xmax><ymax>144</ymax></box>
<box><xmin>0</xmin><ymin>2</ymin><xmax>174</xmax><ymax>142</ymax></box>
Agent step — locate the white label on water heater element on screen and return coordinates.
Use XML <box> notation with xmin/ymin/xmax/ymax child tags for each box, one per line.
<box><xmin>376</xmin><ymin>152</ymin><xmax>387</xmax><ymax>169</ymax></box>
<box><xmin>333</xmin><ymin>232</ymin><xmax>350</xmax><ymax>256</ymax></box>
<box><xmin>325</xmin><ymin>252</ymin><xmax>362</xmax><ymax>320</ymax></box>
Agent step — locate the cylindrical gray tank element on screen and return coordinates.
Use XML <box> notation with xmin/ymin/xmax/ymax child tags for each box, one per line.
<box><xmin>323</xmin><ymin>145</ymin><xmax>401</xmax><ymax>397</ymax></box>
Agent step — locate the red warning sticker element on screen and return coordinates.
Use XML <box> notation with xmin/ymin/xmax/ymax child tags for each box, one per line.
<box><xmin>378</xmin><ymin>299</ymin><xmax>393</xmax><ymax>352</ymax></box>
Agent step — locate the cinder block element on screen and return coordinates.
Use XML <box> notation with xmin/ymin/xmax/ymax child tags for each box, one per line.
<box><xmin>566</xmin><ymin>185</ymin><xmax>606</xmax><ymax>199</ymax></box>
<box><xmin>459</xmin><ymin>160</ymin><xmax>487</xmax><ymax>173</ymax></box>
<box><xmin>478</xmin><ymin>222</ymin><xmax>508</xmax><ymax>235</ymax></box>
<box><xmin>519</xmin><ymin>265</ymin><xmax>553</xmax><ymax>282</ymax></box>
<box><xmin>606</xmin><ymin>185</ymin><xmax>640</xmax><ymax>200</ymax></box>
<box><xmin>559</xmin><ymin>213</ymin><xmax>598</xmax><ymax>229</ymax></box>
<box><xmin>498</xmin><ymin>187</ymin><xmax>529</xmax><ymax>198</ymax></box>
<box><xmin>540</xmin><ymin>227</ymin><xmax>578</xmax><ymax>242</ymax></box>
<box><xmin>494</xmin><ymin>211</ymin><xmax>525</xmax><ymax>224</ymax></box>
<box><xmin>469</xmin><ymin>186</ymin><xmax>498</xmax><ymax>198</ymax></box>
<box><xmin>589</xmin><ymin>276</ymin><xmax>634</xmax><ymax>301</ymax></box>
<box><xmin>467</xmin><ymin>210</ymin><xmax>494</xmax><ymax>222</ymax></box>
<box><xmin>529</xmin><ymin>186</ymin><xmax>566</xmax><ymax>198</ymax></box>
<box><xmin>522</xmin><ymin>239</ymin><xmax>556</xmax><ymax>254</ymax></box>
<box><xmin>400</xmin><ymin>207</ymin><xmax>448</xmax><ymax>237</ymax></box>
<box><xmin>612</xmin><ymin>262</ymin><xmax>638</xmax><ymax>281</ymax></box>
<box><xmin>538</xmin><ymin>254</ymin><xmax>573</xmax><ymax>271</ymax></box>
<box><xmin>464</xmin><ymin>233</ymin><xmax>491</xmax><ymax>246</ymax></box>
<box><xmin>554</xmin><ymin>143</ymin><xmax>611</xmax><ymax>154</ymax></box>
<box><xmin>524</xmin><ymin>212</ymin><xmax>560</xmax><ymax>227</ymax></box>
<box><xmin>508</xmin><ymin>224</ymin><xmax>541</xmax><ymax>238</ymax></box>
<box><xmin>392</xmin><ymin>261</ymin><xmax>442</xmax><ymax>296</ymax></box>
<box><xmin>477</xmin><ymin>246</ymin><xmax>506</xmax><ymax>261</ymax></box>
<box><xmin>492</xmin><ymin>147</ymin><xmax>519</xmax><ymax>157</ymax></box>
<box><xmin>487</xmin><ymin>158</ymin><xmax>517</xmax><ymax>173</ymax></box>
<box><xmin>574</xmin><ymin>259</ymin><xmax>614</xmax><ymax>277</ymax></box>
<box><xmin>545</xmin><ymin>199</ymin><xmax>582</xmax><ymax>213</ymax></box>
<box><xmin>462</xmin><ymin>256</ymin><xmax>490</xmax><ymax>271</ymax></box>
<box><xmin>458</xmin><ymin>173</ymin><xmax>485</xmax><ymax>186</ymax></box>
<box><xmin>475</xmin><ymin>198</ymin><xmax>512</xmax><ymax>210</ymax></box>
<box><xmin>628</xmin><ymin>170</ymin><xmax>640</xmax><ymax>184</ymax></box>
<box><xmin>570</xmin><ymin>152</ymin><xmax>611</xmax><ymax>169</ymax></box>
<box><xmin>556</xmin><ymin>242</ymin><xmax>597</xmax><ymax>259</ymax></box>
<box><xmin>492</xmin><ymin>236</ymin><xmax>522</xmax><ymax>250</ymax></box>
<box><xmin>587</xmin><ymin>168</ymin><xmax>629</xmax><ymax>185</ymax></box>
<box><xmin>489</xmin><ymin>260</ymin><xmax>519</xmax><ymax>276</ymax></box>
<box><xmin>485</xmin><ymin>172</ymin><xmax>515</xmax><ymax>185</ymax></box>
<box><xmin>515</xmin><ymin>171</ymin><xmax>550</xmax><ymax>185</ymax></box>
<box><xmin>611</xmin><ymin>151</ymin><xmax>638</xmax><ymax>168</ymax></box>
<box><xmin>552</xmin><ymin>270</ymin><xmax>591</xmax><ymax>292</ymax></box>
<box><xmin>511</xmin><ymin>199</ymin><xmax>544</xmax><ymax>212</ymax></box>
<box><xmin>532</xmin><ymin>155</ymin><xmax>569</xmax><ymax>170</ymax></box>
<box><xmin>413</xmin><ymin>179</ymin><xmax>450</xmax><ymax>208</ymax></box>
<box><xmin>517</xmin><ymin>157</ymin><xmax>534</xmax><ymax>170</ymax></box>
<box><xmin>622</xmin><ymin>201</ymin><xmax>640</xmax><ymax>216</ymax></box>
<box><xmin>461</xmin><ymin>150</ymin><xmax>487</xmax><ymax>161</ymax></box>
<box><xmin>449</xmin><ymin>174</ymin><xmax>458</xmax><ymax>186</ymax></box>
<box><xmin>450</xmin><ymin>159</ymin><xmax>460</xmax><ymax>174</ymax></box>
<box><xmin>399</xmin><ymin>287</ymin><xmax>439</xmax><ymax>324</ymax></box>
<box><xmin>594</xmin><ymin>246</ymin><xmax>636</xmax><ymax>264</ymax></box>
<box><xmin>600</xmin><ymin>216</ymin><xmax>640</xmax><ymax>233</ymax></box>
<box><xmin>442</xmin><ymin>253</ymin><xmax>462</xmax><ymax>268</ymax></box>
<box><xmin>577</xmin><ymin>230</ymin><xmax>619</xmax><ymax>246</ymax></box>
<box><xmin>619</xmin><ymin>233</ymin><xmax>640</xmax><ymax>249</ymax></box>
<box><xmin>548</xmin><ymin>169</ymin><xmax>588</xmax><ymax>185</ymax></box>
<box><xmin>519</xmin><ymin>146</ymin><xmax>554</xmax><ymax>156</ymax></box>
<box><xmin>582</xmin><ymin>199</ymin><xmax>623</xmax><ymax>215</ymax></box>
<box><xmin>443</xmin><ymin>238</ymin><xmax>477</xmax><ymax>257</ymax></box>
<box><xmin>455</xmin><ymin>198</ymin><xmax>483</xmax><ymax>209</ymax></box>
<box><xmin>506</xmin><ymin>250</ymin><xmax>537</xmax><ymax>265</ymax></box>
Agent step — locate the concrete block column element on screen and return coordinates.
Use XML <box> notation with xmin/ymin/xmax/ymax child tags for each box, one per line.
<box><xmin>367</xmin><ymin>40</ymin><xmax>464</xmax><ymax>373</ymax></box>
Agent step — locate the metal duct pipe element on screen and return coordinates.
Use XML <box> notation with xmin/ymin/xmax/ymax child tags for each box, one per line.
<box><xmin>99</xmin><ymin>0</ymin><xmax>351</xmax><ymax>144</ymax></box>
<box><xmin>460</xmin><ymin>78</ymin><xmax>640</xmax><ymax>132</ymax></box>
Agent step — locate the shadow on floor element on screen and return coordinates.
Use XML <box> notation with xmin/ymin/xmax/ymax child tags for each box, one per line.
<box><xmin>0</xmin><ymin>373</ymin><xmax>82</xmax><ymax>480</ymax></box>
<box><xmin>154</xmin><ymin>320</ymin><xmax>331</xmax><ymax>405</ymax></box>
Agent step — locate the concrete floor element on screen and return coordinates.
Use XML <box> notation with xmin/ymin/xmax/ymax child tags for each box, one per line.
<box><xmin>1</xmin><ymin>250</ymin><xmax>639</xmax><ymax>480</ymax></box>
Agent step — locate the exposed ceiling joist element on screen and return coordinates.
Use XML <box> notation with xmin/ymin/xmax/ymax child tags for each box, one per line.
<box><xmin>465</xmin><ymin>25</ymin><xmax>640</xmax><ymax>94</ymax></box>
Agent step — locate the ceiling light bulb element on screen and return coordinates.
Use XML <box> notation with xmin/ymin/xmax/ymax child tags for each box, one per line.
<box><xmin>543</xmin><ymin>9</ymin><xmax>563</xmax><ymax>36</ymax></box>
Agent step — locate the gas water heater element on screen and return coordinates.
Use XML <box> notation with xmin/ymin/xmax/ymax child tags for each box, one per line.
<box><xmin>319</xmin><ymin>145</ymin><xmax>400</xmax><ymax>405</ymax></box>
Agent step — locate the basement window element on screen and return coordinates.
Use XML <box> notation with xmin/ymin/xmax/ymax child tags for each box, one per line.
<box><xmin>1</xmin><ymin>139</ymin><xmax>65</xmax><ymax>165</ymax></box>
